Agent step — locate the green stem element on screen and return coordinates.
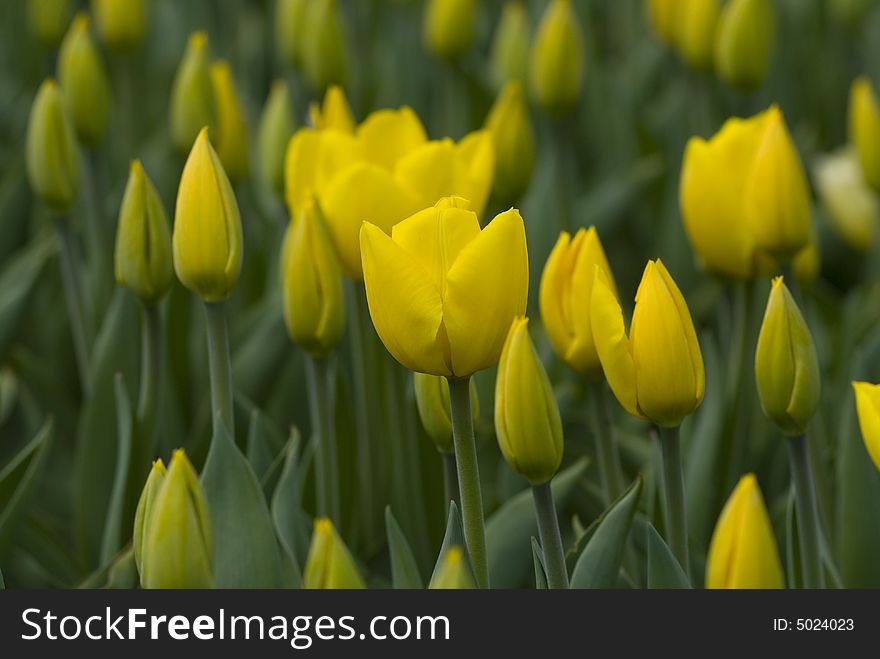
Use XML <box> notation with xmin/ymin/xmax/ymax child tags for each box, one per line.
<box><xmin>305</xmin><ymin>355</ymin><xmax>340</xmax><ymax>522</ymax></box>
<box><xmin>137</xmin><ymin>302</ymin><xmax>162</xmax><ymax>448</ymax></box>
<box><xmin>349</xmin><ymin>285</ymin><xmax>376</xmax><ymax>542</ymax></box>
<box><xmin>56</xmin><ymin>220</ymin><xmax>91</xmax><ymax>394</ymax></box>
<box><xmin>589</xmin><ymin>380</ymin><xmax>624</xmax><ymax>503</ymax></box>
<box><xmin>442</xmin><ymin>451</ymin><xmax>459</xmax><ymax>512</ymax></box>
<box><xmin>203</xmin><ymin>301</ymin><xmax>234</xmax><ymax>435</ymax></box>
<box><xmin>787</xmin><ymin>434</ymin><xmax>824</xmax><ymax>589</ymax></box>
<box><xmin>447</xmin><ymin>376</ymin><xmax>488</xmax><ymax>588</ymax></box>
<box><xmin>659</xmin><ymin>425</ymin><xmax>689</xmax><ymax>578</ymax></box>
<box><xmin>531</xmin><ymin>480</ymin><xmax>569</xmax><ymax>589</ymax></box>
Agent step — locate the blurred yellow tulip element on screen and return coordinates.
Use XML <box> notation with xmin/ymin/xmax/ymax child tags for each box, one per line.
<box><xmin>423</xmin><ymin>0</ymin><xmax>477</xmax><ymax>60</ymax></box>
<box><xmin>257</xmin><ymin>80</ymin><xmax>296</xmax><ymax>197</ymax></box>
<box><xmin>645</xmin><ymin>0</ymin><xmax>678</xmax><ymax>46</ymax></box>
<box><xmin>276</xmin><ymin>0</ymin><xmax>308</xmax><ymax>68</ymax></box>
<box><xmin>714</xmin><ymin>0</ymin><xmax>774</xmax><ymax>91</ymax></box>
<box><xmin>169</xmin><ymin>32</ymin><xmax>214</xmax><ymax>154</ymax></box>
<box><xmin>853</xmin><ymin>381</ymin><xmax>880</xmax><ymax>473</ymax></box>
<box><xmin>429</xmin><ymin>547</ymin><xmax>475</xmax><ymax>589</ymax></box>
<box><xmin>210</xmin><ymin>60</ymin><xmax>249</xmax><ymax>182</ymax></box>
<box><xmin>413</xmin><ymin>372</ymin><xmax>478</xmax><ymax>454</ymax></box>
<box><xmin>309</xmin><ymin>85</ymin><xmax>355</xmax><ymax>133</ymax></box>
<box><xmin>490</xmin><ymin>1</ymin><xmax>531</xmax><ymax>89</ymax></box>
<box><xmin>813</xmin><ymin>149</ymin><xmax>878</xmax><ymax>252</ymax></box>
<box><xmin>530</xmin><ymin>0</ymin><xmax>583</xmax><ymax>113</ymax></box>
<box><xmin>27</xmin><ymin>0</ymin><xmax>72</xmax><ymax>47</ymax></box>
<box><xmin>302</xmin><ymin>0</ymin><xmax>347</xmax><ymax>92</ymax></box>
<box><xmin>849</xmin><ymin>76</ymin><xmax>880</xmax><ymax>193</ymax></box>
<box><xmin>303</xmin><ymin>518</ymin><xmax>365</xmax><ymax>589</ymax></box>
<box><xmin>485</xmin><ymin>81</ymin><xmax>535</xmax><ymax>204</ymax></box>
<box><xmin>92</xmin><ymin>0</ymin><xmax>146</xmax><ymax>52</ymax></box>
<box><xmin>676</xmin><ymin>0</ymin><xmax>719</xmax><ymax>72</ymax></box>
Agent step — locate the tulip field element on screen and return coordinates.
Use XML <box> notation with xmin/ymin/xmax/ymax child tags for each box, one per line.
<box><xmin>3</xmin><ymin>0</ymin><xmax>880</xmax><ymax>592</ymax></box>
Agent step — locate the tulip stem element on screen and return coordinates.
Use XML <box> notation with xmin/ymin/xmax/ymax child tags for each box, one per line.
<box><xmin>442</xmin><ymin>452</ymin><xmax>459</xmax><ymax>512</ymax></box>
<box><xmin>203</xmin><ymin>301</ymin><xmax>234</xmax><ymax>436</ymax></box>
<box><xmin>531</xmin><ymin>481</ymin><xmax>569</xmax><ymax>589</ymax></box>
<box><xmin>56</xmin><ymin>220</ymin><xmax>92</xmax><ymax>394</ymax></box>
<box><xmin>659</xmin><ymin>425</ymin><xmax>689</xmax><ymax>578</ymax></box>
<box><xmin>448</xmin><ymin>376</ymin><xmax>489</xmax><ymax>588</ymax></box>
<box><xmin>589</xmin><ymin>381</ymin><xmax>624</xmax><ymax>503</ymax></box>
<box><xmin>349</xmin><ymin>285</ymin><xmax>376</xmax><ymax>545</ymax></box>
<box><xmin>787</xmin><ymin>434</ymin><xmax>824</xmax><ymax>589</ymax></box>
<box><xmin>137</xmin><ymin>302</ymin><xmax>162</xmax><ymax>450</ymax></box>
<box><xmin>305</xmin><ymin>355</ymin><xmax>340</xmax><ymax>523</ymax></box>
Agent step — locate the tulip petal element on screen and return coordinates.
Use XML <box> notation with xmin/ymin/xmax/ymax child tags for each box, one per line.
<box><xmin>394</xmin><ymin>139</ymin><xmax>459</xmax><ymax>210</ymax></box>
<box><xmin>853</xmin><ymin>381</ymin><xmax>880</xmax><ymax>472</ymax></box>
<box><xmin>455</xmin><ymin>130</ymin><xmax>495</xmax><ymax>218</ymax></box>
<box><xmin>539</xmin><ymin>231</ymin><xmax>574</xmax><ymax>366</ymax></box>
<box><xmin>284</xmin><ymin>128</ymin><xmax>321</xmax><ymax>215</ymax></box>
<box><xmin>357</xmin><ymin>106</ymin><xmax>427</xmax><ymax>171</ymax></box>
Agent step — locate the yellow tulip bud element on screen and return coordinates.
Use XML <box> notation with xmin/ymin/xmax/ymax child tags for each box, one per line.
<box><xmin>645</xmin><ymin>0</ymin><xmax>678</xmax><ymax>46</ymax></box>
<box><xmin>114</xmin><ymin>160</ymin><xmax>174</xmax><ymax>303</ymax></box>
<box><xmin>676</xmin><ymin>0</ymin><xmax>719</xmax><ymax>72</ymax></box>
<box><xmin>413</xmin><ymin>372</ymin><xmax>478</xmax><ymax>454</ymax></box>
<box><xmin>429</xmin><ymin>546</ymin><xmax>475</xmax><ymax>589</ymax></box>
<box><xmin>132</xmin><ymin>458</ymin><xmax>165</xmax><ymax>580</ymax></box>
<box><xmin>276</xmin><ymin>0</ymin><xmax>308</xmax><ymax>68</ymax></box>
<box><xmin>360</xmin><ymin>197</ymin><xmax>528</xmax><ymax>377</ymax></box>
<box><xmin>423</xmin><ymin>0</ymin><xmax>477</xmax><ymax>61</ymax></box>
<box><xmin>169</xmin><ymin>32</ymin><xmax>214</xmax><ymax>154</ymax></box>
<box><xmin>91</xmin><ymin>0</ymin><xmax>146</xmax><ymax>52</ymax></box>
<box><xmin>490</xmin><ymin>1</ymin><xmax>531</xmax><ymax>89</ymax></box>
<box><xmin>591</xmin><ymin>259</ymin><xmax>704</xmax><ymax>427</ymax></box>
<box><xmin>173</xmin><ymin>128</ymin><xmax>243</xmax><ymax>302</ymax></box>
<box><xmin>529</xmin><ymin>0</ymin><xmax>584</xmax><ymax>113</ymax></box>
<box><xmin>705</xmin><ymin>474</ymin><xmax>784</xmax><ymax>589</ymax></box>
<box><xmin>540</xmin><ymin>227</ymin><xmax>618</xmax><ymax>378</ymax></box>
<box><xmin>852</xmin><ymin>381</ymin><xmax>880</xmax><ymax>473</ymax></box>
<box><xmin>302</xmin><ymin>0</ymin><xmax>347</xmax><ymax>92</ymax></box>
<box><xmin>57</xmin><ymin>13</ymin><xmax>112</xmax><ymax>146</ymax></box>
<box><xmin>281</xmin><ymin>200</ymin><xmax>345</xmax><ymax>356</ymax></box>
<box><xmin>303</xmin><ymin>518</ymin><xmax>365</xmax><ymax>589</ymax></box>
<box><xmin>495</xmin><ymin>317</ymin><xmax>564</xmax><ymax>484</ymax></box>
<box><xmin>792</xmin><ymin>239</ymin><xmax>820</xmax><ymax>288</ymax></box>
<box><xmin>309</xmin><ymin>85</ymin><xmax>355</xmax><ymax>133</ymax></box>
<box><xmin>814</xmin><ymin>150</ymin><xmax>878</xmax><ymax>253</ymax></box>
<box><xmin>27</xmin><ymin>0</ymin><xmax>72</xmax><ymax>47</ymax></box>
<box><xmin>714</xmin><ymin>0</ymin><xmax>774</xmax><ymax>91</ymax></box>
<box><xmin>485</xmin><ymin>81</ymin><xmax>535</xmax><ymax>204</ymax></box>
<box><xmin>257</xmin><ymin>80</ymin><xmax>296</xmax><ymax>197</ymax></box>
<box><xmin>140</xmin><ymin>450</ymin><xmax>213</xmax><ymax>589</ymax></box>
<box><xmin>210</xmin><ymin>60</ymin><xmax>249</xmax><ymax>182</ymax></box>
<box><xmin>754</xmin><ymin>277</ymin><xmax>820</xmax><ymax>436</ymax></box>
<box><xmin>849</xmin><ymin>76</ymin><xmax>880</xmax><ymax>193</ymax></box>
<box><xmin>25</xmin><ymin>79</ymin><xmax>80</xmax><ymax>213</ymax></box>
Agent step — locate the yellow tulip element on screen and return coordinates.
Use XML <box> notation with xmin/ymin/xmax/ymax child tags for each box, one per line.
<box><xmin>133</xmin><ymin>458</ymin><xmax>165</xmax><ymax>580</ymax></box>
<box><xmin>849</xmin><ymin>76</ymin><xmax>880</xmax><ymax>193</ymax></box>
<box><xmin>309</xmin><ymin>85</ymin><xmax>355</xmax><ymax>133</ymax></box>
<box><xmin>423</xmin><ymin>0</ymin><xmax>477</xmax><ymax>60</ymax></box>
<box><xmin>705</xmin><ymin>474</ymin><xmax>784</xmax><ymax>589</ymax></box>
<box><xmin>276</xmin><ymin>0</ymin><xmax>308</xmax><ymax>68</ymax></box>
<box><xmin>676</xmin><ymin>0</ymin><xmax>719</xmax><ymax>72</ymax></box>
<box><xmin>27</xmin><ymin>0</ymin><xmax>72</xmax><ymax>47</ymax></box>
<box><xmin>852</xmin><ymin>381</ymin><xmax>880</xmax><ymax>472</ymax></box>
<box><xmin>210</xmin><ymin>60</ymin><xmax>249</xmax><ymax>182</ymax></box>
<box><xmin>114</xmin><ymin>160</ymin><xmax>174</xmax><ymax>303</ymax></box>
<box><xmin>529</xmin><ymin>0</ymin><xmax>583</xmax><ymax>113</ymax></box>
<box><xmin>429</xmin><ymin>547</ymin><xmax>475</xmax><ymax>589</ymax></box>
<box><xmin>257</xmin><ymin>80</ymin><xmax>296</xmax><ymax>197</ymax></box>
<box><xmin>714</xmin><ymin>0</ymin><xmax>774</xmax><ymax>91</ymax></box>
<box><xmin>169</xmin><ymin>32</ymin><xmax>214</xmax><ymax>154</ymax></box>
<box><xmin>25</xmin><ymin>79</ymin><xmax>80</xmax><ymax>213</ymax></box>
<box><xmin>91</xmin><ymin>0</ymin><xmax>146</xmax><ymax>52</ymax></box>
<box><xmin>495</xmin><ymin>317</ymin><xmax>564</xmax><ymax>484</ymax></box>
<box><xmin>57</xmin><ymin>13</ymin><xmax>112</xmax><ymax>146</ymax></box>
<box><xmin>490</xmin><ymin>1</ymin><xmax>531</xmax><ymax>89</ymax></box>
<box><xmin>360</xmin><ymin>197</ymin><xmax>528</xmax><ymax>377</ymax></box>
<box><xmin>754</xmin><ymin>277</ymin><xmax>820</xmax><ymax>436</ymax></box>
<box><xmin>813</xmin><ymin>150</ymin><xmax>878</xmax><ymax>253</ymax></box>
<box><xmin>413</xmin><ymin>373</ymin><xmax>478</xmax><ymax>454</ymax></box>
<box><xmin>645</xmin><ymin>0</ymin><xmax>678</xmax><ymax>46</ymax></box>
<box><xmin>302</xmin><ymin>0</ymin><xmax>347</xmax><ymax>92</ymax></box>
<box><xmin>357</xmin><ymin>106</ymin><xmax>428</xmax><ymax>171</ymax></box>
<box><xmin>173</xmin><ymin>128</ymin><xmax>243</xmax><ymax>302</ymax></box>
<box><xmin>591</xmin><ymin>259</ymin><xmax>704</xmax><ymax>427</ymax></box>
<box><xmin>303</xmin><ymin>518</ymin><xmax>365</xmax><ymax>589</ymax></box>
<box><xmin>485</xmin><ymin>81</ymin><xmax>535</xmax><ymax>204</ymax></box>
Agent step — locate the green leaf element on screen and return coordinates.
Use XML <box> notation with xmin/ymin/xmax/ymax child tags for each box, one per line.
<box><xmin>0</xmin><ymin>565</ymin><xmax>4</xmax><ymax>588</ymax></box>
<box><xmin>429</xmin><ymin>501</ymin><xmax>474</xmax><ymax>587</ymax></box>
<box><xmin>486</xmin><ymin>459</ymin><xmax>588</xmax><ymax>588</ymax></box>
<box><xmin>385</xmin><ymin>506</ymin><xmax>423</xmax><ymax>589</ymax></box>
<box><xmin>271</xmin><ymin>428</ymin><xmax>304</xmax><ymax>589</ymax></box>
<box><xmin>531</xmin><ymin>537</ymin><xmax>547</xmax><ymax>589</ymax></box>
<box><xmin>105</xmin><ymin>547</ymin><xmax>138</xmax><ymax>589</ymax></box>
<box><xmin>99</xmin><ymin>375</ymin><xmax>135</xmax><ymax>565</ymax></box>
<box><xmin>201</xmin><ymin>417</ymin><xmax>286</xmax><ymax>588</ymax></box>
<box><xmin>0</xmin><ymin>234</ymin><xmax>54</xmax><ymax>363</ymax></box>
<box><xmin>246</xmin><ymin>409</ymin><xmax>274</xmax><ymax>484</ymax></box>
<box><xmin>646</xmin><ymin>522</ymin><xmax>690</xmax><ymax>589</ymax></box>
<box><xmin>570</xmin><ymin>476</ymin><xmax>643</xmax><ymax>589</ymax></box>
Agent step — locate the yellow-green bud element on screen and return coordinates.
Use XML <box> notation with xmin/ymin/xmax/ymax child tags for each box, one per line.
<box><xmin>814</xmin><ymin>149</ymin><xmax>878</xmax><ymax>253</ymax></box>
<box><xmin>849</xmin><ymin>76</ymin><xmax>880</xmax><ymax>194</ymax></box>
<box><xmin>303</xmin><ymin>518</ymin><xmax>365</xmax><ymax>589</ymax></box>
<box><xmin>714</xmin><ymin>0</ymin><xmax>774</xmax><ymax>91</ymax></box>
<box><xmin>495</xmin><ymin>317</ymin><xmax>564</xmax><ymax>484</ymax></box>
<box><xmin>529</xmin><ymin>0</ymin><xmax>583</xmax><ymax>114</ymax></box>
<box><xmin>140</xmin><ymin>450</ymin><xmax>213</xmax><ymax>589</ymax></box>
<box><xmin>276</xmin><ymin>0</ymin><xmax>308</xmax><ymax>68</ymax></box>
<box><xmin>169</xmin><ymin>32</ymin><xmax>215</xmax><ymax>154</ymax></box>
<box><xmin>27</xmin><ymin>0</ymin><xmax>72</xmax><ymax>47</ymax></box>
<box><xmin>413</xmin><ymin>373</ymin><xmax>478</xmax><ymax>454</ymax></box>
<box><xmin>676</xmin><ymin>0</ymin><xmax>719</xmax><ymax>72</ymax></box>
<box><xmin>490</xmin><ymin>2</ymin><xmax>531</xmax><ymax>90</ymax></box>
<box><xmin>210</xmin><ymin>60</ymin><xmax>249</xmax><ymax>183</ymax></box>
<box><xmin>645</xmin><ymin>0</ymin><xmax>678</xmax><ymax>46</ymax></box>
<box><xmin>173</xmin><ymin>127</ymin><xmax>243</xmax><ymax>302</ymax></box>
<box><xmin>302</xmin><ymin>0</ymin><xmax>347</xmax><ymax>92</ymax></box>
<box><xmin>429</xmin><ymin>547</ymin><xmax>475</xmax><ymax>589</ymax></box>
<box><xmin>258</xmin><ymin>80</ymin><xmax>296</xmax><ymax>196</ymax></box>
<box><xmin>485</xmin><ymin>81</ymin><xmax>535</xmax><ymax>204</ymax></box>
<box><xmin>423</xmin><ymin>0</ymin><xmax>477</xmax><ymax>61</ymax></box>
<box><xmin>853</xmin><ymin>381</ymin><xmax>880</xmax><ymax>473</ymax></box>
<box><xmin>114</xmin><ymin>160</ymin><xmax>174</xmax><ymax>303</ymax></box>
<box><xmin>308</xmin><ymin>84</ymin><xmax>355</xmax><ymax>133</ymax></box>
<box><xmin>91</xmin><ymin>0</ymin><xmax>146</xmax><ymax>52</ymax></box>
<box><xmin>25</xmin><ymin>79</ymin><xmax>80</xmax><ymax>213</ymax></box>
<box><xmin>133</xmin><ymin>458</ymin><xmax>166</xmax><ymax>580</ymax></box>
<box><xmin>755</xmin><ymin>277</ymin><xmax>820</xmax><ymax>436</ymax></box>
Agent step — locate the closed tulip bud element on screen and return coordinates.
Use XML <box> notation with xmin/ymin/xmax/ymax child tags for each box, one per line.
<box><xmin>115</xmin><ymin>161</ymin><xmax>174</xmax><ymax>302</ymax></box>
<box><xmin>173</xmin><ymin>128</ymin><xmax>243</xmax><ymax>302</ymax></box>
<box><xmin>423</xmin><ymin>0</ymin><xmax>477</xmax><ymax>61</ymax></box>
<box><xmin>91</xmin><ymin>0</ymin><xmax>146</xmax><ymax>52</ymax></box>
<box><xmin>132</xmin><ymin>458</ymin><xmax>165</xmax><ymax>579</ymax></box>
<box><xmin>302</xmin><ymin>0</ymin><xmax>347</xmax><ymax>92</ymax></box>
<box><xmin>814</xmin><ymin>150</ymin><xmax>878</xmax><ymax>252</ymax></box>
<box><xmin>714</xmin><ymin>0</ymin><xmax>774</xmax><ymax>91</ymax></box>
<box><xmin>57</xmin><ymin>13</ymin><xmax>112</xmax><ymax>146</ymax></box>
<box><xmin>210</xmin><ymin>60</ymin><xmax>249</xmax><ymax>182</ymax></box>
<box><xmin>361</xmin><ymin>197</ymin><xmax>528</xmax><ymax>377</ymax></box>
<box><xmin>27</xmin><ymin>0</ymin><xmax>72</xmax><ymax>47</ymax></box>
<box><xmin>413</xmin><ymin>372</ymin><xmax>478</xmax><ymax>454</ymax></box>
<box><xmin>849</xmin><ymin>77</ymin><xmax>880</xmax><ymax>193</ymax></box>
<box><xmin>141</xmin><ymin>450</ymin><xmax>213</xmax><ymax>589</ymax></box>
<box><xmin>705</xmin><ymin>474</ymin><xmax>784</xmax><ymax>589</ymax></box>
<box><xmin>754</xmin><ymin>277</ymin><xmax>820</xmax><ymax>436</ymax></box>
<box><xmin>529</xmin><ymin>0</ymin><xmax>583</xmax><ymax>114</ymax></box>
<box><xmin>276</xmin><ymin>0</ymin><xmax>308</xmax><ymax>68</ymax></box>
<box><xmin>852</xmin><ymin>381</ymin><xmax>880</xmax><ymax>473</ymax></box>
<box><xmin>495</xmin><ymin>317</ymin><xmax>564</xmax><ymax>484</ymax></box>
<box><xmin>676</xmin><ymin>0</ymin><xmax>719</xmax><ymax>72</ymax></box>
<box><xmin>309</xmin><ymin>84</ymin><xmax>355</xmax><ymax>133</ymax></box>
<box><xmin>485</xmin><ymin>81</ymin><xmax>535</xmax><ymax>203</ymax></box>
<box><xmin>591</xmin><ymin>259</ymin><xmax>704</xmax><ymax>427</ymax></box>
<box><xmin>540</xmin><ymin>227</ymin><xmax>617</xmax><ymax>377</ymax></box>
<box><xmin>25</xmin><ymin>79</ymin><xmax>80</xmax><ymax>213</ymax></box>
<box><xmin>645</xmin><ymin>0</ymin><xmax>678</xmax><ymax>46</ymax></box>
<box><xmin>490</xmin><ymin>2</ymin><xmax>531</xmax><ymax>89</ymax></box>
<box><xmin>429</xmin><ymin>547</ymin><xmax>475</xmax><ymax>589</ymax></box>
<box><xmin>303</xmin><ymin>518</ymin><xmax>365</xmax><ymax>589</ymax></box>
<box><xmin>257</xmin><ymin>81</ymin><xmax>296</xmax><ymax>196</ymax></box>
<box><xmin>169</xmin><ymin>32</ymin><xmax>215</xmax><ymax>154</ymax></box>
<box><xmin>792</xmin><ymin>239</ymin><xmax>820</xmax><ymax>288</ymax></box>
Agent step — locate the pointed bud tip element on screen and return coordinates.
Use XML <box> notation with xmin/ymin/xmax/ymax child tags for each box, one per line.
<box><xmin>190</xmin><ymin>31</ymin><xmax>208</xmax><ymax>49</ymax></box>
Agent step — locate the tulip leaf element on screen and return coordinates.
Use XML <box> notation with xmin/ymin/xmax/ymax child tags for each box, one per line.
<box><xmin>646</xmin><ymin>522</ymin><xmax>690</xmax><ymax>589</ymax></box>
<box><xmin>0</xmin><ymin>565</ymin><xmax>4</xmax><ymax>588</ymax></box>
<box><xmin>385</xmin><ymin>506</ymin><xmax>423</xmax><ymax>589</ymax></box>
<box><xmin>98</xmin><ymin>375</ymin><xmax>135</xmax><ymax>565</ymax></box>
<box><xmin>201</xmin><ymin>417</ymin><xmax>286</xmax><ymax>588</ymax></box>
<box><xmin>531</xmin><ymin>537</ymin><xmax>547</xmax><ymax>589</ymax></box>
<box><xmin>429</xmin><ymin>501</ymin><xmax>474</xmax><ymax>586</ymax></box>
<box><xmin>271</xmin><ymin>427</ymin><xmax>304</xmax><ymax>589</ymax></box>
<box><xmin>570</xmin><ymin>476</ymin><xmax>643</xmax><ymax>589</ymax></box>
<box><xmin>246</xmin><ymin>409</ymin><xmax>274</xmax><ymax>487</ymax></box>
<box><xmin>486</xmin><ymin>459</ymin><xmax>588</xmax><ymax>588</ymax></box>
<box><xmin>0</xmin><ymin>233</ymin><xmax>54</xmax><ymax>362</ymax></box>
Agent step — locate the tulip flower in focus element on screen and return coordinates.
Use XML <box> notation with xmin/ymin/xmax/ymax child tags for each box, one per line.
<box><xmin>210</xmin><ymin>60</ymin><xmax>249</xmax><ymax>182</ymax></box>
<box><xmin>852</xmin><ymin>381</ymin><xmax>880</xmax><ymax>473</ymax></box>
<box><xmin>714</xmin><ymin>0</ymin><xmax>774</xmax><ymax>91</ymax></box>
<box><xmin>490</xmin><ymin>1</ymin><xmax>531</xmax><ymax>89</ymax></box>
<box><xmin>169</xmin><ymin>32</ymin><xmax>215</xmax><ymax>154</ymax></box>
<box><xmin>754</xmin><ymin>277</ymin><xmax>820</xmax><ymax>436</ymax></box>
<box><xmin>485</xmin><ymin>81</ymin><xmax>535</xmax><ymax>204</ymax></box>
<box><xmin>302</xmin><ymin>0</ymin><xmax>347</xmax><ymax>92</ymax></box>
<box><xmin>133</xmin><ymin>458</ymin><xmax>165</xmax><ymax>580</ymax></box>
<box><xmin>114</xmin><ymin>160</ymin><xmax>174</xmax><ymax>303</ymax></box>
<box><xmin>645</xmin><ymin>0</ymin><xmax>678</xmax><ymax>46</ymax></box>
<box><xmin>813</xmin><ymin>150</ymin><xmax>878</xmax><ymax>252</ymax></box>
<box><xmin>92</xmin><ymin>0</ymin><xmax>146</xmax><ymax>52</ymax></box>
<box><xmin>309</xmin><ymin>84</ymin><xmax>355</xmax><ymax>133</ymax></box>
<box><xmin>705</xmin><ymin>474</ymin><xmax>784</xmax><ymax>589</ymax></box>
<box><xmin>429</xmin><ymin>547</ymin><xmax>475</xmax><ymax>589</ymax></box>
<box><xmin>173</xmin><ymin>128</ymin><xmax>243</xmax><ymax>302</ymax></box>
<box><xmin>413</xmin><ymin>373</ymin><xmax>478</xmax><ymax>454</ymax></box>
<box><xmin>530</xmin><ymin>0</ymin><xmax>583</xmax><ymax>113</ymax></box>
<box><xmin>57</xmin><ymin>13</ymin><xmax>112</xmax><ymax>146</ymax></box>
<box><xmin>25</xmin><ymin>79</ymin><xmax>80</xmax><ymax>213</ymax></box>
<box><xmin>591</xmin><ymin>259</ymin><xmax>704</xmax><ymax>427</ymax></box>
<box><xmin>27</xmin><ymin>0</ymin><xmax>72</xmax><ymax>47</ymax></box>
<box><xmin>849</xmin><ymin>76</ymin><xmax>880</xmax><ymax>193</ymax></box>
<box><xmin>303</xmin><ymin>518</ymin><xmax>365</xmax><ymax>589</ymax></box>
<box><xmin>423</xmin><ymin>0</ymin><xmax>477</xmax><ymax>61</ymax></box>
<box><xmin>257</xmin><ymin>81</ymin><xmax>296</xmax><ymax>197</ymax></box>
<box><xmin>276</xmin><ymin>0</ymin><xmax>308</xmax><ymax>68</ymax></box>
<box><xmin>675</xmin><ymin>0</ymin><xmax>719</xmax><ymax>72</ymax></box>
<box><xmin>360</xmin><ymin>197</ymin><xmax>528</xmax><ymax>377</ymax></box>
